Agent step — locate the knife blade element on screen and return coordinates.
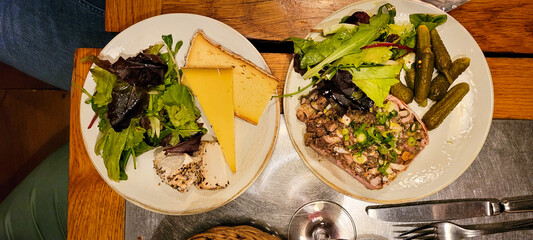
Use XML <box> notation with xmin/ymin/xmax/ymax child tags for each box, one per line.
<box><xmin>366</xmin><ymin>195</ymin><xmax>533</xmax><ymax>222</ymax></box>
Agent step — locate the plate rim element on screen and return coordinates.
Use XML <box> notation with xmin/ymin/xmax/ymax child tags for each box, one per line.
<box><xmin>283</xmin><ymin>0</ymin><xmax>494</xmax><ymax>203</ymax></box>
<box><xmin>79</xmin><ymin>13</ymin><xmax>281</xmax><ymax>214</ymax></box>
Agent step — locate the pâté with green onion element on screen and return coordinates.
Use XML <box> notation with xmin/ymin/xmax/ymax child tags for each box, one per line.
<box><xmin>287</xmin><ymin>3</ymin><xmax>469</xmax><ymax>189</ymax></box>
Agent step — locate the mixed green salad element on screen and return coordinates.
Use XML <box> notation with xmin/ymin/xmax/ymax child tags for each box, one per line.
<box><xmin>82</xmin><ymin>35</ymin><xmax>206</xmax><ymax>181</ymax></box>
<box><xmin>286</xmin><ymin>3</ymin><xmax>448</xmax><ymax>108</ymax></box>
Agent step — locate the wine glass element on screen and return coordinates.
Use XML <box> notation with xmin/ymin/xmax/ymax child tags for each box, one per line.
<box><xmin>288</xmin><ymin>200</ymin><xmax>356</xmax><ymax>240</ymax></box>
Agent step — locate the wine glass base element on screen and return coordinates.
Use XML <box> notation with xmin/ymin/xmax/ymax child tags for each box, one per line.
<box><xmin>288</xmin><ymin>200</ymin><xmax>356</xmax><ymax>240</ymax></box>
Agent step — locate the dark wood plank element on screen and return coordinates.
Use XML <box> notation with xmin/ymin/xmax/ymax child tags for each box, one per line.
<box><xmin>105</xmin><ymin>0</ymin><xmax>162</xmax><ymax>32</ymax></box>
<box><xmin>0</xmin><ymin>62</ymin><xmax>58</xmax><ymax>89</ymax></box>
<box><xmin>487</xmin><ymin>57</ymin><xmax>533</xmax><ymax>119</ymax></box>
<box><xmin>0</xmin><ymin>89</ymin><xmax>69</xmax><ymax>201</ymax></box>
<box><xmin>68</xmin><ymin>48</ymin><xmax>124</xmax><ymax>240</ymax></box>
<box><xmin>448</xmin><ymin>0</ymin><xmax>533</xmax><ymax>54</ymax></box>
<box><xmin>105</xmin><ymin>0</ymin><xmax>533</xmax><ymax>54</ymax></box>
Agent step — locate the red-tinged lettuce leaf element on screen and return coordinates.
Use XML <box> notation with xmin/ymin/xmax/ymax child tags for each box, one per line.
<box><xmin>341</xmin><ymin>11</ymin><xmax>371</xmax><ymax>25</ymax></box>
<box><xmin>163</xmin><ymin>133</ymin><xmax>202</xmax><ymax>155</ymax></box>
<box><xmin>107</xmin><ymin>82</ymin><xmax>149</xmax><ymax>132</ymax></box>
<box><xmin>85</xmin><ymin>53</ymin><xmax>167</xmax><ymax>88</ymax></box>
<box><xmin>111</xmin><ymin>53</ymin><xmax>167</xmax><ymax>87</ymax></box>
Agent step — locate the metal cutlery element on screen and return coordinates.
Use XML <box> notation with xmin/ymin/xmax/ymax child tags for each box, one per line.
<box><xmin>394</xmin><ymin>218</ymin><xmax>533</xmax><ymax>239</ymax></box>
<box><xmin>366</xmin><ymin>195</ymin><xmax>533</xmax><ymax>222</ymax></box>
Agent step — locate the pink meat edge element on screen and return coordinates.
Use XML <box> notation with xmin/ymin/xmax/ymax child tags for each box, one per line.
<box><xmin>309</xmin><ymin>144</ymin><xmax>380</xmax><ymax>190</ymax></box>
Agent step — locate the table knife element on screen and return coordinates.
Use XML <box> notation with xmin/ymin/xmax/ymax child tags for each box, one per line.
<box><xmin>366</xmin><ymin>195</ymin><xmax>533</xmax><ymax>222</ymax></box>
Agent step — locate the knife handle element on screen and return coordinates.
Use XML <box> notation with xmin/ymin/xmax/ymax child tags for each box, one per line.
<box><xmin>501</xmin><ymin>195</ymin><xmax>533</xmax><ymax>213</ymax></box>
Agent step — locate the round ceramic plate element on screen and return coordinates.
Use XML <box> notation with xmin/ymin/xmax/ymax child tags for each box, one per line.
<box><xmin>80</xmin><ymin>14</ymin><xmax>280</xmax><ymax>214</ymax></box>
<box><xmin>284</xmin><ymin>0</ymin><xmax>493</xmax><ymax>203</ymax></box>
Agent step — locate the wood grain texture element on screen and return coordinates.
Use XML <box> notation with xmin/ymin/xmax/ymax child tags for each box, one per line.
<box><xmin>487</xmin><ymin>58</ymin><xmax>533</xmax><ymax>120</ymax></box>
<box><xmin>68</xmin><ymin>48</ymin><xmax>124</xmax><ymax>240</ymax></box>
<box><xmin>0</xmin><ymin>89</ymin><xmax>69</xmax><ymax>201</ymax></box>
<box><xmin>105</xmin><ymin>0</ymin><xmax>533</xmax><ymax>53</ymax></box>
<box><xmin>449</xmin><ymin>0</ymin><xmax>533</xmax><ymax>54</ymax></box>
<box><xmin>106</xmin><ymin>0</ymin><xmax>162</xmax><ymax>32</ymax></box>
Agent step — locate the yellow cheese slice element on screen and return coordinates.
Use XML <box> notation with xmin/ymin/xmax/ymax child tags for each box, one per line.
<box><xmin>185</xmin><ymin>31</ymin><xmax>278</xmax><ymax>125</ymax></box>
<box><xmin>181</xmin><ymin>68</ymin><xmax>236</xmax><ymax>173</ymax></box>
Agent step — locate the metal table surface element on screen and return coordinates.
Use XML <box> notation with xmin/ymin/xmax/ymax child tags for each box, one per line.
<box><xmin>125</xmin><ymin>118</ymin><xmax>533</xmax><ymax>240</ymax></box>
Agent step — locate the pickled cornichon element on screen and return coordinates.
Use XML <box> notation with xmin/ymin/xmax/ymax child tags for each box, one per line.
<box><xmin>428</xmin><ymin>57</ymin><xmax>470</xmax><ymax>101</ymax></box>
<box><xmin>390</xmin><ymin>82</ymin><xmax>414</xmax><ymax>103</ymax></box>
<box><xmin>430</xmin><ymin>29</ymin><xmax>452</xmax><ymax>83</ymax></box>
<box><xmin>414</xmin><ymin>25</ymin><xmax>433</xmax><ymax>107</ymax></box>
<box><xmin>414</xmin><ymin>47</ymin><xmax>434</xmax><ymax>107</ymax></box>
<box><xmin>416</xmin><ymin>25</ymin><xmax>431</xmax><ymax>56</ymax></box>
<box><xmin>422</xmin><ymin>82</ymin><xmax>470</xmax><ymax>130</ymax></box>
<box><xmin>405</xmin><ymin>67</ymin><xmax>415</xmax><ymax>90</ymax></box>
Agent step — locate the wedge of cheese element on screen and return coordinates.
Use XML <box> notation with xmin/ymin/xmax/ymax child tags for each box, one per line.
<box><xmin>181</xmin><ymin>68</ymin><xmax>236</xmax><ymax>172</ymax></box>
<box><xmin>185</xmin><ymin>30</ymin><xmax>278</xmax><ymax>125</ymax></box>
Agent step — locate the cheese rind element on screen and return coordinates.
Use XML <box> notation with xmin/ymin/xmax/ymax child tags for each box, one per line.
<box><xmin>181</xmin><ymin>68</ymin><xmax>236</xmax><ymax>172</ymax></box>
<box><xmin>185</xmin><ymin>31</ymin><xmax>278</xmax><ymax>125</ymax></box>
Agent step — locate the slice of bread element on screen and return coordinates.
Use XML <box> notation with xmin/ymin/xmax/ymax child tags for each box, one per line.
<box><xmin>185</xmin><ymin>30</ymin><xmax>278</xmax><ymax>125</ymax></box>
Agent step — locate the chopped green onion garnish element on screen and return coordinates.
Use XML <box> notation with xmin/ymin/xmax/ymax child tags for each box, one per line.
<box><xmin>356</xmin><ymin>132</ymin><xmax>367</xmax><ymax>143</ymax></box>
<box><xmin>378</xmin><ymin>144</ymin><xmax>389</xmax><ymax>155</ymax></box>
<box><xmin>407</xmin><ymin>136</ymin><xmax>417</xmax><ymax>147</ymax></box>
<box><xmin>378</xmin><ymin>162</ymin><xmax>390</xmax><ymax>175</ymax></box>
<box><xmin>341</xmin><ymin>128</ymin><xmax>349</xmax><ymax>135</ymax></box>
<box><xmin>409</xmin><ymin>122</ymin><xmax>419</xmax><ymax>133</ymax></box>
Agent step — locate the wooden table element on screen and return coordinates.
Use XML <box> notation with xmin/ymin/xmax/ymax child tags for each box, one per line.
<box><xmin>68</xmin><ymin>0</ymin><xmax>533</xmax><ymax>239</ymax></box>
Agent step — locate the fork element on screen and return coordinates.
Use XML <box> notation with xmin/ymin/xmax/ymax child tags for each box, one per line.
<box><xmin>394</xmin><ymin>218</ymin><xmax>533</xmax><ymax>239</ymax></box>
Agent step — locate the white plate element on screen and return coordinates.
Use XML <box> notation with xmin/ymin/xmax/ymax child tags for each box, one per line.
<box><xmin>80</xmin><ymin>14</ymin><xmax>280</xmax><ymax>214</ymax></box>
<box><xmin>284</xmin><ymin>0</ymin><xmax>493</xmax><ymax>203</ymax></box>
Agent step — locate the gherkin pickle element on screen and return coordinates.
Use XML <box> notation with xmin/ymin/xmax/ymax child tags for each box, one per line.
<box><xmin>405</xmin><ymin>67</ymin><xmax>415</xmax><ymax>90</ymax></box>
<box><xmin>430</xmin><ymin>29</ymin><xmax>452</xmax><ymax>83</ymax></box>
<box><xmin>416</xmin><ymin>25</ymin><xmax>431</xmax><ymax>56</ymax></box>
<box><xmin>422</xmin><ymin>82</ymin><xmax>470</xmax><ymax>130</ymax></box>
<box><xmin>414</xmin><ymin>47</ymin><xmax>434</xmax><ymax>107</ymax></box>
<box><xmin>448</xmin><ymin>57</ymin><xmax>471</xmax><ymax>80</ymax></box>
<box><xmin>414</xmin><ymin>25</ymin><xmax>434</xmax><ymax>107</ymax></box>
<box><xmin>428</xmin><ymin>57</ymin><xmax>471</xmax><ymax>101</ymax></box>
<box><xmin>390</xmin><ymin>82</ymin><xmax>414</xmax><ymax>103</ymax></box>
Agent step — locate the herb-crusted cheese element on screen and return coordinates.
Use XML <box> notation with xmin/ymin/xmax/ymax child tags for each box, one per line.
<box><xmin>185</xmin><ymin>31</ymin><xmax>278</xmax><ymax>125</ymax></box>
<box><xmin>181</xmin><ymin>68</ymin><xmax>236</xmax><ymax>172</ymax></box>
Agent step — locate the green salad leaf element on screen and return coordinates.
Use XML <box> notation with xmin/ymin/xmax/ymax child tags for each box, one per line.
<box><xmin>166</xmin><ymin>104</ymin><xmax>197</xmax><ymax>128</ymax></box>
<box><xmin>409</xmin><ymin>14</ymin><xmax>447</xmax><ymax>31</ymax></box>
<box><xmin>162</xmin><ymin>84</ymin><xmax>199</xmax><ymax>116</ymax></box>
<box><xmin>86</xmin><ymin>33</ymin><xmax>208</xmax><ymax>182</ymax></box>
<box><xmin>335</xmin><ymin>46</ymin><xmax>393</xmax><ymax>67</ymax></box>
<box><xmin>161</xmin><ymin>34</ymin><xmax>183</xmax><ymax>85</ymax></box>
<box><xmin>302</xmin><ymin>12</ymin><xmax>391</xmax><ymax>80</ymax></box>
<box><xmin>90</xmin><ymin>66</ymin><xmax>117</xmax><ymax>107</ymax></box>
<box><xmin>101</xmin><ymin>125</ymin><xmax>130</xmax><ymax>181</ymax></box>
<box><xmin>347</xmin><ymin>64</ymin><xmax>402</xmax><ymax>107</ymax></box>
<box><xmin>291</xmin><ymin>29</ymin><xmax>354</xmax><ymax>70</ymax></box>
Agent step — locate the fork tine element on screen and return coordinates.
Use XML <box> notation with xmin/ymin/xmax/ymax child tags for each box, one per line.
<box><xmin>404</xmin><ymin>231</ymin><xmax>437</xmax><ymax>240</ymax></box>
<box><xmin>397</xmin><ymin>225</ymin><xmax>434</xmax><ymax>237</ymax></box>
<box><xmin>394</xmin><ymin>236</ymin><xmax>436</xmax><ymax>240</ymax></box>
<box><xmin>411</xmin><ymin>235</ymin><xmax>437</xmax><ymax>240</ymax></box>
